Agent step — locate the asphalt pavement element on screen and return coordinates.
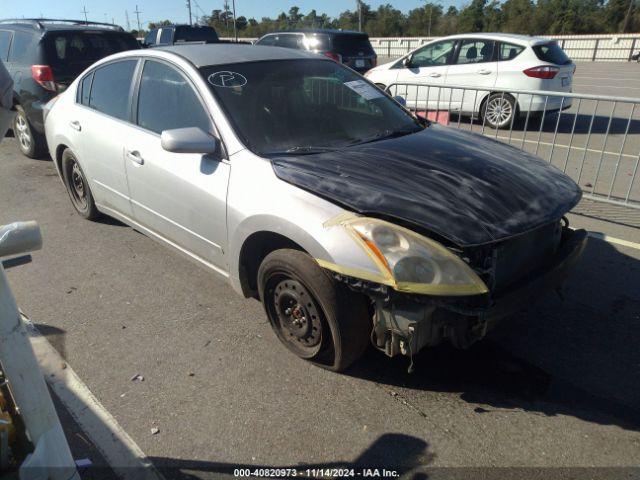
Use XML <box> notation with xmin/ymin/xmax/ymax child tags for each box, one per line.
<box><xmin>2</xmin><ymin>62</ymin><xmax>640</xmax><ymax>479</ymax></box>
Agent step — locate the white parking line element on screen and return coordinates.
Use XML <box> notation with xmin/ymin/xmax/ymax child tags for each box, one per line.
<box><xmin>22</xmin><ymin>314</ymin><xmax>164</xmax><ymax>480</ymax></box>
<box><xmin>588</xmin><ymin>232</ymin><xmax>640</xmax><ymax>250</ymax></box>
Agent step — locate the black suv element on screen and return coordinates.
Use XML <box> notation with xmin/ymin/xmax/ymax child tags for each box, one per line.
<box><xmin>0</xmin><ymin>19</ymin><xmax>139</xmax><ymax>158</ymax></box>
<box><xmin>255</xmin><ymin>29</ymin><xmax>377</xmax><ymax>74</ymax></box>
<box><xmin>142</xmin><ymin>24</ymin><xmax>219</xmax><ymax>48</ymax></box>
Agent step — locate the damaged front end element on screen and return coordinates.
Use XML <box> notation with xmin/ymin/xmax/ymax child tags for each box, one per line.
<box><xmin>320</xmin><ymin>216</ymin><xmax>588</xmax><ymax>361</ymax></box>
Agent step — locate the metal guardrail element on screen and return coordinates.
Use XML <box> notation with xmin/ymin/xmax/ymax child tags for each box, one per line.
<box><xmin>385</xmin><ymin>82</ymin><xmax>640</xmax><ymax>209</ymax></box>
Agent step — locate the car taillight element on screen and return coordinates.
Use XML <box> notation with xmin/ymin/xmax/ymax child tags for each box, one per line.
<box><xmin>523</xmin><ymin>65</ymin><xmax>560</xmax><ymax>79</ymax></box>
<box><xmin>324</xmin><ymin>52</ymin><xmax>342</xmax><ymax>62</ymax></box>
<box><xmin>31</xmin><ymin>65</ymin><xmax>56</xmax><ymax>92</ymax></box>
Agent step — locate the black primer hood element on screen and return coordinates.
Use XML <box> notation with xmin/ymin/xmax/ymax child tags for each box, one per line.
<box><xmin>271</xmin><ymin>124</ymin><xmax>582</xmax><ymax>247</ymax></box>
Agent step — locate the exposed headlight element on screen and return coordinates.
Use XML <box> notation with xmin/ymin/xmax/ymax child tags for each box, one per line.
<box><xmin>326</xmin><ymin>217</ymin><xmax>488</xmax><ymax>296</ymax></box>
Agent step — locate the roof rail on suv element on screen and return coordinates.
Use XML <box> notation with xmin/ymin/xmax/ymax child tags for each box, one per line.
<box><xmin>0</xmin><ymin>18</ymin><xmax>124</xmax><ymax>32</ymax></box>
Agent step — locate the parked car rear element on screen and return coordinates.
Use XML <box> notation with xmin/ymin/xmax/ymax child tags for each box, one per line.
<box><xmin>255</xmin><ymin>30</ymin><xmax>377</xmax><ymax>74</ymax></box>
<box><xmin>143</xmin><ymin>25</ymin><xmax>219</xmax><ymax>48</ymax></box>
<box><xmin>0</xmin><ymin>19</ymin><xmax>139</xmax><ymax>158</ymax></box>
<box><xmin>365</xmin><ymin>33</ymin><xmax>575</xmax><ymax>129</ymax></box>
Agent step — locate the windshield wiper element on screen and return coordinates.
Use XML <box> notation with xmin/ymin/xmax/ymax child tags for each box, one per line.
<box><xmin>267</xmin><ymin>146</ymin><xmax>339</xmax><ymax>156</ymax></box>
<box><xmin>347</xmin><ymin>127</ymin><xmax>421</xmax><ymax>147</ymax></box>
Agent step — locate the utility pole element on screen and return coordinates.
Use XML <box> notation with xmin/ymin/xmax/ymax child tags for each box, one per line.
<box><xmin>231</xmin><ymin>0</ymin><xmax>238</xmax><ymax>42</ymax></box>
<box><xmin>621</xmin><ymin>0</ymin><xmax>634</xmax><ymax>33</ymax></box>
<box><xmin>428</xmin><ymin>4</ymin><xmax>432</xmax><ymax>37</ymax></box>
<box><xmin>186</xmin><ymin>0</ymin><xmax>193</xmax><ymax>25</ymax></box>
<box><xmin>357</xmin><ymin>0</ymin><xmax>362</xmax><ymax>32</ymax></box>
<box><xmin>81</xmin><ymin>6</ymin><xmax>89</xmax><ymax>23</ymax></box>
<box><xmin>125</xmin><ymin>10</ymin><xmax>131</xmax><ymax>30</ymax></box>
<box><xmin>223</xmin><ymin>0</ymin><xmax>230</xmax><ymax>37</ymax></box>
<box><xmin>134</xmin><ymin>5</ymin><xmax>142</xmax><ymax>32</ymax></box>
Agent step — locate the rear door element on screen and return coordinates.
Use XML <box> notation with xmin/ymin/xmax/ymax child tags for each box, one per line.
<box><xmin>124</xmin><ymin>59</ymin><xmax>229</xmax><ymax>270</ymax></box>
<box><xmin>331</xmin><ymin>33</ymin><xmax>376</xmax><ymax>73</ymax></box>
<box><xmin>73</xmin><ymin>59</ymin><xmax>138</xmax><ymax>216</ymax></box>
<box><xmin>42</xmin><ymin>31</ymin><xmax>139</xmax><ymax>88</ymax></box>
<box><xmin>445</xmin><ymin>38</ymin><xmax>498</xmax><ymax>114</ymax></box>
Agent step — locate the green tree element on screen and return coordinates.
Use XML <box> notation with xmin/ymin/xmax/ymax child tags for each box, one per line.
<box><xmin>501</xmin><ymin>0</ymin><xmax>535</xmax><ymax>33</ymax></box>
<box><xmin>458</xmin><ymin>0</ymin><xmax>487</xmax><ymax>32</ymax></box>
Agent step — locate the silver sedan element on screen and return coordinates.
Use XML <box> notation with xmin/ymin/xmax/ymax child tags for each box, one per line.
<box><xmin>45</xmin><ymin>45</ymin><xmax>586</xmax><ymax>372</ymax></box>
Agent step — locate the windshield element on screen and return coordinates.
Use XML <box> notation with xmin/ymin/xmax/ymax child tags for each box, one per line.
<box><xmin>200</xmin><ymin>59</ymin><xmax>421</xmax><ymax>155</ymax></box>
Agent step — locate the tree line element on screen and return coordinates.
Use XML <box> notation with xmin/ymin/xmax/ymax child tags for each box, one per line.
<box><xmin>141</xmin><ymin>0</ymin><xmax>639</xmax><ymax>39</ymax></box>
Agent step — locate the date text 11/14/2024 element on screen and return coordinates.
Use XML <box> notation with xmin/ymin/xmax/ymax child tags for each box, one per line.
<box><xmin>233</xmin><ymin>468</ymin><xmax>400</xmax><ymax>478</ymax></box>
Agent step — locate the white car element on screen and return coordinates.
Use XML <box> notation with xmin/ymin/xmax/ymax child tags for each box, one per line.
<box><xmin>365</xmin><ymin>33</ymin><xmax>575</xmax><ymax>129</ymax></box>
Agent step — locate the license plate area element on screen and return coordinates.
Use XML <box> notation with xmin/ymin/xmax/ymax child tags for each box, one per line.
<box><xmin>355</xmin><ymin>59</ymin><xmax>365</xmax><ymax>68</ymax></box>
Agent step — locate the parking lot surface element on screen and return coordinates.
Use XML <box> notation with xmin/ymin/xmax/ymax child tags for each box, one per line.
<box><xmin>2</xmin><ymin>119</ymin><xmax>640</xmax><ymax>479</ymax></box>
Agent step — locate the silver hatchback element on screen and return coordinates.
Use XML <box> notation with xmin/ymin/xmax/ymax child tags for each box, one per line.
<box><xmin>45</xmin><ymin>45</ymin><xmax>586</xmax><ymax>372</ymax></box>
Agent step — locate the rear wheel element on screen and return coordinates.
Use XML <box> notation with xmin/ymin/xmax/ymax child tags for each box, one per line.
<box><xmin>61</xmin><ymin>149</ymin><xmax>100</xmax><ymax>220</ymax></box>
<box><xmin>481</xmin><ymin>93</ymin><xmax>517</xmax><ymax>130</ymax></box>
<box><xmin>13</xmin><ymin>105</ymin><xmax>47</xmax><ymax>159</ymax></box>
<box><xmin>258</xmin><ymin>249</ymin><xmax>371</xmax><ymax>372</ymax></box>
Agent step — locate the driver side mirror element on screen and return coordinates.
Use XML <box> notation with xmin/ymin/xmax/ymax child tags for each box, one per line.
<box><xmin>161</xmin><ymin>127</ymin><xmax>220</xmax><ymax>155</ymax></box>
<box><xmin>402</xmin><ymin>55</ymin><xmax>412</xmax><ymax>68</ymax></box>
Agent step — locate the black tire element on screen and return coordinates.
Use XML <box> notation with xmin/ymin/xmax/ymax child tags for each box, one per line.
<box><xmin>481</xmin><ymin>93</ymin><xmax>517</xmax><ymax>130</ymax></box>
<box><xmin>258</xmin><ymin>249</ymin><xmax>371</xmax><ymax>372</ymax></box>
<box><xmin>13</xmin><ymin>105</ymin><xmax>47</xmax><ymax>159</ymax></box>
<box><xmin>61</xmin><ymin>149</ymin><xmax>100</xmax><ymax>220</ymax></box>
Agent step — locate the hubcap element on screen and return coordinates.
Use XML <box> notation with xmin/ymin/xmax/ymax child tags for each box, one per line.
<box><xmin>69</xmin><ymin>161</ymin><xmax>88</xmax><ymax>211</ymax></box>
<box><xmin>268</xmin><ymin>277</ymin><xmax>323</xmax><ymax>358</ymax></box>
<box><xmin>485</xmin><ymin>97</ymin><xmax>513</xmax><ymax>127</ymax></box>
<box><xmin>15</xmin><ymin>113</ymin><xmax>32</xmax><ymax>151</ymax></box>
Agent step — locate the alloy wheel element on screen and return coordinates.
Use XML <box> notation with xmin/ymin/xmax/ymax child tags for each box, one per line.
<box><xmin>15</xmin><ymin>113</ymin><xmax>32</xmax><ymax>152</ymax></box>
<box><xmin>485</xmin><ymin>96</ymin><xmax>514</xmax><ymax>128</ymax></box>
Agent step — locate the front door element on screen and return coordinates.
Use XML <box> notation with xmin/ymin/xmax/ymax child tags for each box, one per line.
<box><xmin>395</xmin><ymin>39</ymin><xmax>456</xmax><ymax>110</ymax></box>
<box><xmin>124</xmin><ymin>59</ymin><xmax>229</xmax><ymax>271</ymax></box>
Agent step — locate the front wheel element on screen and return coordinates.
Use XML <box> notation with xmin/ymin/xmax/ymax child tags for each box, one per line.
<box><xmin>258</xmin><ymin>249</ymin><xmax>371</xmax><ymax>372</ymax></box>
<box><xmin>481</xmin><ymin>93</ymin><xmax>517</xmax><ymax>129</ymax></box>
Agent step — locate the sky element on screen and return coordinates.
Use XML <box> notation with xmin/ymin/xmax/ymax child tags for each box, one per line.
<box><xmin>0</xmin><ymin>0</ymin><xmax>460</xmax><ymax>30</ymax></box>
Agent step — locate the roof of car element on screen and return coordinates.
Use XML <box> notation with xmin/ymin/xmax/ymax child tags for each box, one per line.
<box><xmin>0</xmin><ymin>19</ymin><xmax>125</xmax><ymax>32</ymax></box>
<box><xmin>438</xmin><ymin>32</ymin><xmax>551</xmax><ymax>45</ymax></box>
<box><xmin>159</xmin><ymin>44</ymin><xmax>325</xmax><ymax>67</ymax></box>
<box><xmin>262</xmin><ymin>29</ymin><xmax>366</xmax><ymax>36</ymax></box>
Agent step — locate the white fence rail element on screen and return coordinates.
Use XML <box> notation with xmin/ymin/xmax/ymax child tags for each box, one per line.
<box><xmin>224</xmin><ymin>34</ymin><xmax>640</xmax><ymax>62</ymax></box>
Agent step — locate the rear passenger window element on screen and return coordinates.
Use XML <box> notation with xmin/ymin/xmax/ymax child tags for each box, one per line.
<box><xmin>499</xmin><ymin>43</ymin><xmax>525</xmax><ymax>61</ymax></box>
<box><xmin>144</xmin><ymin>29</ymin><xmax>158</xmax><ymax>46</ymax></box>
<box><xmin>159</xmin><ymin>28</ymin><xmax>172</xmax><ymax>45</ymax></box>
<box><xmin>8</xmin><ymin>32</ymin><xmax>32</xmax><ymax>62</ymax></box>
<box><xmin>456</xmin><ymin>39</ymin><xmax>494</xmax><ymax>64</ymax></box>
<box><xmin>256</xmin><ymin>35</ymin><xmax>276</xmax><ymax>46</ymax></box>
<box><xmin>88</xmin><ymin>60</ymin><xmax>137</xmax><ymax>121</ymax></box>
<box><xmin>79</xmin><ymin>72</ymin><xmax>93</xmax><ymax>106</ymax></box>
<box><xmin>276</xmin><ymin>35</ymin><xmax>301</xmax><ymax>49</ymax></box>
<box><xmin>0</xmin><ymin>31</ymin><xmax>11</xmax><ymax>61</ymax></box>
<box><xmin>136</xmin><ymin>60</ymin><xmax>210</xmax><ymax>135</ymax></box>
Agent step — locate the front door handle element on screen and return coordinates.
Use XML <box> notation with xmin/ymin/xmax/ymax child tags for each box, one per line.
<box><xmin>69</xmin><ymin>121</ymin><xmax>81</xmax><ymax>131</ymax></box>
<box><xmin>477</xmin><ymin>69</ymin><xmax>492</xmax><ymax>75</ymax></box>
<box><xmin>428</xmin><ymin>72</ymin><xmax>441</xmax><ymax>78</ymax></box>
<box><xmin>126</xmin><ymin>150</ymin><xmax>144</xmax><ymax>165</ymax></box>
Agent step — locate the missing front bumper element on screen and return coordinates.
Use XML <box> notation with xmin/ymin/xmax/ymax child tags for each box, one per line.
<box><xmin>372</xmin><ymin>228</ymin><xmax>588</xmax><ymax>357</ymax></box>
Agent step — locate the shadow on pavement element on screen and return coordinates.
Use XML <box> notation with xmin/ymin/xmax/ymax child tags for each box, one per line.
<box><xmin>346</xmin><ymin>235</ymin><xmax>640</xmax><ymax>432</ymax></box>
<box><xmin>149</xmin><ymin>433</ymin><xmax>432</xmax><ymax>479</ymax></box>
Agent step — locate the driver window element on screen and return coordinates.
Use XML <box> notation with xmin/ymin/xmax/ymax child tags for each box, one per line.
<box><xmin>409</xmin><ymin>40</ymin><xmax>456</xmax><ymax>68</ymax></box>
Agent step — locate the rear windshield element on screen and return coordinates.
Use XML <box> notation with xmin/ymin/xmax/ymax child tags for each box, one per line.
<box><xmin>174</xmin><ymin>26</ymin><xmax>219</xmax><ymax>43</ymax></box>
<box><xmin>331</xmin><ymin>34</ymin><xmax>375</xmax><ymax>56</ymax></box>
<box><xmin>43</xmin><ymin>31</ymin><xmax>139</xmax><ymax>70</ymax></box>
<box><xmin>532</xmin><ymin>42</ymin><xmax>571</xmax><ymax>65</ymax></box>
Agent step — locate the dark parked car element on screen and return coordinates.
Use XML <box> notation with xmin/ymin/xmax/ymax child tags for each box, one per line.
<box><xmin>255</xmin><ymin>29</ymin><xmax>377</xmax><ymax>74</ymax></box>
<box><xmin>142</xmin><ymin>24</ymin><xmax>219</xmax><ymax>48</ymax></box>
<box><xmin>0</xmin><ymin>18</ymin><xmax>139</xmax><ymax>158</ymax></box>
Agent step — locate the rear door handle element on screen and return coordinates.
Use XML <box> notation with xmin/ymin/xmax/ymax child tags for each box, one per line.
<box><xmin>69</xmin><ymin>121</ymin><xmax>81</xmax><ymax>131</ymax></box>
<box><xmin>428</xmin><ymin>72</ymin><xmax>441</xmax><ymax>78</ymax></box>
<box><xmin>477</xmin><ymin>69</ymin><xmax>492</xmax><ymax>75</ymax></box>
<box><xmin>126</xmin><ymin>150</ymin><xmax>144</xmax><ymax>165</ymax></box>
